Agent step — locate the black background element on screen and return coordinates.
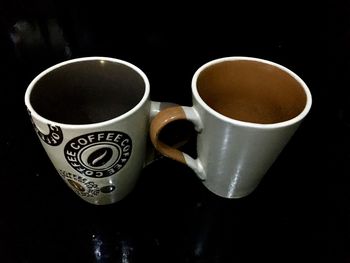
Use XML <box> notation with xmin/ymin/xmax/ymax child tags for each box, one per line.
<box><xmin>0</xmin><ymin>1</ymin><xmax>348</xmax><ymax>262</ymax></box>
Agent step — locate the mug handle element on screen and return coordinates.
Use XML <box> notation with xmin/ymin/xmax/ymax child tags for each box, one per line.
<box><xmin>150</xmin><ymin>106</ymin><xmax>206</xmax><ymax>180</ymax></box>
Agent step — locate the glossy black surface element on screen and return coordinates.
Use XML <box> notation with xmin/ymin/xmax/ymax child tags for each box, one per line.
<box><xmin>0</xmin><ymin>1</ymin><xmax>347</xmax><ymax>262</ymax></box>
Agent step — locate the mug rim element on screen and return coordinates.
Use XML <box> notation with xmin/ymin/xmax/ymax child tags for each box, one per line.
<box><xmin>25</xmin><ymin>56</ymin><xmax>150</xmax><ymax>130</ymax></box>
<box><xmin>191</xmin><ymin>56</ymin><xmax>312</xmax><ymax>129</ymax></box>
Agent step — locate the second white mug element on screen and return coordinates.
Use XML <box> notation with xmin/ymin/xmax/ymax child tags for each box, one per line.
<box><xmin>150</xmin><ymin>57</ymin><xmax>312</xmax><ymax>198</ymax></box>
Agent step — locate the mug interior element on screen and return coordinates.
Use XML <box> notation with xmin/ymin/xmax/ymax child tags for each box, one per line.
<box><xmin>196</xmin><ymin>60</ymin><xmax>307</xmax><ymax>124</ymax></box>
<box><xmin>29</xmin><ymin>59</ymin><xmax>146</xmax><ymax>125</ymax></box>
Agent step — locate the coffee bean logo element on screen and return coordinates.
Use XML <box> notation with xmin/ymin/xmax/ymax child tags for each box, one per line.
<box><xmin>58</xmin><ymin>170</ymin><xmax>100</xmax><ymax>197</ymax></box>
<box><xmin>64</xmin><ymin>131</ymin><xmax>132</xmax><ymax>178</ymax></box>
<box><xmin>87</xmin><ymin>147</ymin><xmax>113</xmax><ymax>167</ymax></box>
<box><xmin>67</xmin><ymin>179</ymin><xmax>86</xmax><ymax>192</ymax></box>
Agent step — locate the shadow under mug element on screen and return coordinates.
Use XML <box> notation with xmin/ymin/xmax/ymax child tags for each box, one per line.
<box><xmin>25</xmin><ymin>57</ymin><xmax>170</xmax><ymax>205</ymax></box>
<box><xmin>150</xmin><ymin>57</ymin><xmax>312</xmax><ymax>198</ymax></box>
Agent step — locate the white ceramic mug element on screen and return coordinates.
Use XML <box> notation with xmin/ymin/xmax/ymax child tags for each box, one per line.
<box><xmin>150</xmin><ymin>57</ymin><xmax>312</xmax><ymax>198</ymax></box>
<box><xmin>25</xmin><ymin>57</ymin><xmax>170</xmax><ymax>205</ymax></box>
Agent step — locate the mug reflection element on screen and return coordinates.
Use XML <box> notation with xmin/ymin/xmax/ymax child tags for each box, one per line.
<box><xmin>91</xmin><ymin>232</ymin><xmax>134</xmax><ymax>263</ymax></box>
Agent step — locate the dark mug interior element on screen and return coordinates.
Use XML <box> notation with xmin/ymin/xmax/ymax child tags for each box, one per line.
<box><xmin>29</xmin><ymin>59</ymin><xmax>146</xmax><ymax>125</ymax></box>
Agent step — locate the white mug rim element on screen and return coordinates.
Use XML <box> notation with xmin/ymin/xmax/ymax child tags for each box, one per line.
<box><xmin>191</xmin><ymin>56</ymin><xmax>312</xmax><ymax>129</ymax></box>
<box><xmin>25</xmin><ymin>56</ymin><xmax>150</xmax><ymax>130</ymax></box>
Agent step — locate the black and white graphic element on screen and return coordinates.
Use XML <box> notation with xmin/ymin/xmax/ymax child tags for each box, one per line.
<box><xmin>58</xmin><ymin>170</ymin><xmax>100</xmax><ymax>197</ymax></box>
<box><xmin>27</xmin><ymin>109</ymin><xmax>63</xmax><ymax>146</ymax></box>
<box><xmin>35</xmin><ymin>124</ymin><xmax>63</xmax><ymax>146</ymax></box>
<box><xmin>64</xmin><ymin>131</ymin><xmax>132</xmax><ymax>178</ymax></box>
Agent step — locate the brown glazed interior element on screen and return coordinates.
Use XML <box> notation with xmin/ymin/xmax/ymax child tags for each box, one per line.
<box><xmin>197</xmin><ymin>60</ymin><xmax>307</xmax><ymax>124</ymax></box>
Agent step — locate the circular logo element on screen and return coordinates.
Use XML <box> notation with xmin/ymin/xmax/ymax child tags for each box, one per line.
<box><xmin>58</xmin><ymin>170</ymin><xmax>100</xmax><ymax>197</ymax></box>
<box><xmin>36</xmin><ymin>124</ymin><xmax>63</xmax><ymax>146</ymax></box>
<box><xmin>64</xmin><ymin>131</ymin><xmax>132</xmax><ymax>178</ymax></box>
<box><xmin>27</xmin><ymin>109</ymin><xmax>63</xmax><ymax>146</ymax></box>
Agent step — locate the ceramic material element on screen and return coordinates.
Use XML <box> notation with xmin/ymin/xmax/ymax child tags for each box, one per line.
<box><xmin>150</xmin><ymin>57</ymin><xmax>312</xmax><ymax>198</ymax></box>
<box><xmin>25</xmin><ymin>57</ymin><xmax>164</xmax><ymax>205</ymax></box>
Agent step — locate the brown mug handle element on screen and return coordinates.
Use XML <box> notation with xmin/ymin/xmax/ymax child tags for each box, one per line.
<box><xmin>150</xmin><ymin>106</ymin><xmax>206</xmax><ymax>180</ymax></box>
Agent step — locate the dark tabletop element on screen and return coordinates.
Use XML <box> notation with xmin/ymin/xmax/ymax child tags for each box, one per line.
<box><xmin>0</xmin><ymin>1</ymin><xmax>347</xmax><ymax>262</ymax></box>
